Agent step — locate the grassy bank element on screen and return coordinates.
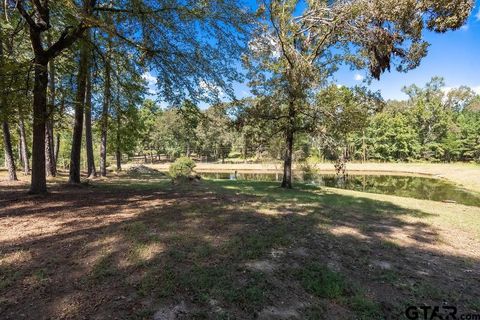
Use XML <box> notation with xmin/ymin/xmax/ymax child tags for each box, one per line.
<box><xmin>128</xmin><ymin>162</ymin><xmax>480</xmax><ymax>193</ymax></box>
<box><xmin>1</xmin><ymin>173</ymin><xmax>479</xmax><ymax>319</ymax></box>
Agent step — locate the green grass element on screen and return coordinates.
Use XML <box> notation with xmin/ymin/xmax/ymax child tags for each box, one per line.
<box><xmin>124</xmin><ymin>221</ymin><xmax>149</xmax><ymax>242</ymax></box>
<box><xmin>374</xmin><ymin>269</ymin><xmax>399</xmax><ymax>284</ymax></box>
<box><xmin>304</xmin><ymin>305</ymin><xmax>327</xmax><ymax>320</ymax></box>
<box><xmin>380</xmin><ymin>239</ymin><xmax>402</xmax><ymax>250</ymax></box>
<box><xmin>192</xmin><ymin>244</ymin><xmax>215</xmax><ymax>259</ymax></box>
<box><xmin>224</xmin><ymin>226</ymin><xmax>292</xmax><ymax>260</ymax></box>
<box><xmin>296</xmin><ymin>263</ymin><xmax>347</xmax><ymax>299</ymax></box>
<box><xmin>94</xmin><ymin>177</ymin><xmax>171</xmax><ymax>191</ymax></box>
<box><xmin>409</xmin><ymin>282</ymin><xmax>443</xmax><ymax>300</ymax></box>
<box><xmin>468</xmin><ymin>299</ymin><xmax>480</xmax><ymax>312</ymax></box>
<box><xmin>33</xmin><ymin>268</ymin><xmax>48</xmax><ymax>281</ymax></box>
<box><xmin>90</xmin><ymin>254</ymin><xmax>117</xmax><ymax>282</ymax></box>
<box><xmin>0</xmin><ymin>266</ymin><xmax>22</xmax><ymax>290</ymax></box>
<box><xmin>5</xmin><ymin>172</ymin><xmax>478</xmax><ymax>319</ymax></box>
<box><xmin>109</xmin><ymin>178</ymin><xmax>477</xmax><ymax>305</ymax></box>
<box><xmin>348</xmin><ymin>294</ymin><xmax>382</xmax><ymax>320</ymax></box>
<box><xmin>138</xmin><ymin>263</ymin><xmax>270</xmax><ymax>313</ymax></box>
<box><xmin>205</xmin><ymin>179</ymin><xmax>422</xmax><ymax>219</ymax></box>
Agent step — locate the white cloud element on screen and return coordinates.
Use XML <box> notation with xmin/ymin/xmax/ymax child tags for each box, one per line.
<box><xmin>199</xmin><ymin>80</ymin><xmax>225</xmax><ymax>98</ymax></box>
<box><xmin>354</xmin><ymin>73</ymin><xmax>364</xmax><ymax>81</ymax></box>
<box><xmin>460</xmin><ymin>24</ymin><xmax>469</xmax><ymax>31</ymax></box>
<box><xmin>142</xmin><ymin>71</ymin><xmax>156</xmax><ymax>84</ymax></box>
<box><xmin>239</xmin><ymin>90</ymin><xmax>250</xmax><ymax>98</ymax></box>
<box><xmin>476</xmin><ymin>9</ymin><xmax>480</xmax><ymax>21</ymax></box>
<box><xmin>442</xmin><ymin>86</ymin><xmax>452</xmax><ymax>94</ymax></box>
<box><xmin>142</xmin><ymin>72</ymin><xmax>157</xmax><ymax>95</ymax></box>
<box><xmin>442</xmin><ymin>85</ymin><xmax>480</xmax><ymax>95</ymax></box>
<box><xmin>248</xmin><ymin>33</ymin><xmax>281</xmax><ymax>59</ymax></box>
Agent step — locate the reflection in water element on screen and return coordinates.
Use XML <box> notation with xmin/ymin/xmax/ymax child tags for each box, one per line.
<box><xmin>201</xmin><ymin>172</ymin><xmax>480</xmax><ymax>207</ymax></box>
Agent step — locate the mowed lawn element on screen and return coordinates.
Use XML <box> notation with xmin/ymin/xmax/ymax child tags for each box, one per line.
<box><xmin>1</xmin><ymin>172</ymin><xmax>480</xmax><ymax>319</ymax></box>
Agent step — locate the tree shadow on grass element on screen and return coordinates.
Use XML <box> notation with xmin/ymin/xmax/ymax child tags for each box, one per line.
<box><xmin>0</xmin><ymin>179</ymin><xmax>479</xmax><ymax>319</ymax></box>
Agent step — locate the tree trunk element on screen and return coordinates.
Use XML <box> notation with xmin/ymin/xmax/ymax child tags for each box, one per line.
<box><xmin>68</xmin><ymin>42</ymin><xmax>89</xmax><ymax>184</ymax></box>
<box><xmin>54</xmin><ymin>96</ymin><xmax>65</xmax><ymax>167</ymax></box>
<box><xmin>2</xmin><ymin>121</ymin><xmax>18</xmax><ymax>181</ymax></box>
<box><xmin>55</xmin><ymin>133</ymin><xmax>60</xmax><ymax>166</ymax></box>
<box><xmin>361</xmin><ymin>130</ymin><xmax>367</xmax><ymax>163</ymax></box>
<box><xmin>0</xmin><ymin>31</ymin><xmax>18</xmax><ymax>181</ymax></box>
<box><xmin>99</xmin><ymin>56</ymin><xmax>111</xmax><ymax>177</ymax></box>
<box><xmin>116</xmin><ymin>149</ymin><xmax>122</xmax><ymax>172</ymax></box>
<box><xmin>281</xmin><ymin>128</ymin><xmax>293</xmax><ymax>189</ymax></box>
<box><xmin>18</xmin><ymin>141</ymin><xmax>21</xmax><ymax>167</ymax></box>
<box><xmin>29</xmin><ymin>57</ymin><xmax>49</xmax><ymax>194</ymax></box>
<box><xmin>45</xmin><ymin>122</ymin><xmax>55</xmax><ymax>176</ymax></box>
<box><xmin>115</xmin><ymin>114</ymin><xmax>122</xmax><ymax>171</ymax></box>
<box><xmin>45</xmin><ymin>36</ymin><xmax>57</xmax><ymax>177</ymax></box>
<box><xmin>84</xmin><ymin>62</ymin><xmax>96</xmax><ymax>178</ymax></box>
<box><xmin>281</xmin><ymin>99</ymin><xmax>296</xmax><ymax>189</ymax></box>
<box><xmin>18</xmin><ymin>117</ymin><xmax>30</xmax><ymax>175</ymax></box>
<box><xmin>243</xmin><ymin>140</ymin><xmax>247</xmax><ymax>163</ymax></box>
<box><xmin>186</xmin><ymin>142</ymin><xmax>190</xmax><ymax>157</ymax></box>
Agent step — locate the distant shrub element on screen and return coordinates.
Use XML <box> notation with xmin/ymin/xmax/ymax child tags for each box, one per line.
<box><xmin>299</xmin><ymin>162</ymin><xmax>315</xmax><ymax>181</ymax></box>
<box><xmin>169</xmin><ymin>157</ymin><xmax>196</xmax><ymax>179</ymax></box>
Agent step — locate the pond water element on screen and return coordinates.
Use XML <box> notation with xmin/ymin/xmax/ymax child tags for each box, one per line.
<box><xmin>201</xmin><ymin>171</ymin><xmax>480</xmax><ymax>207</ymax></box>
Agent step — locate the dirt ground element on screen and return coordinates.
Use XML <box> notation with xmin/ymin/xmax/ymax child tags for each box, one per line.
<box><xmin>1</xmin><ymin>173</ymin><xmax>480</xmax><ymax>319</ymax></box>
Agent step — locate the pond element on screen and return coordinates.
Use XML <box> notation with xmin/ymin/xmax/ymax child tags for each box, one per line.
<box><xmin>201</xmin><ymin>171</ymin><xmax>480</xmax><ymax>207</ymax></box>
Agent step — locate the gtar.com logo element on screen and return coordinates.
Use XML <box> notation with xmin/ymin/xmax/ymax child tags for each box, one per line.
<box><xmin>405</xmin><ymin>306</ymin><xmax>480</xmax><ymax>320</ymax></box>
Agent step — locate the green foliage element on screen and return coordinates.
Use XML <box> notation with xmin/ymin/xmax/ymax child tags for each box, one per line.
<box><xmin>195</xmin><ymin>103</ymin><xmax>234</xmax><ymax>162</ymax></box>
<box><xmin>169</xmin><ymin>157</ymin><xmax>196</xmax><ymax>179</ymax></box>
<box><xmin>342</xmin><ymin>77</ymin><xmax>480</xmax><ymax>163</ymax></box>
<box><xmin>366</xmin><ymin>112</ymin><xmax>420</xmax><ymax>161</ymax></box>
<box><xmin>147</xmin><ymin>101</ymin><xmax>202</xmax><ymax>158</ymax></box>
<box><xmin>241</xmin><ymin>0</ymin><xmax>472</xmax><ymax>187</ymax></box>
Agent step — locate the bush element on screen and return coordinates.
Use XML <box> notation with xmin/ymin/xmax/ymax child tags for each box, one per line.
<box><xmin>169</xmin><ymin>157</ymin><xmax>196</xmax><ymax>179</ymax></box>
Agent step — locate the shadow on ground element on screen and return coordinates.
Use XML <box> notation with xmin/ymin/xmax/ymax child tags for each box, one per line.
<box><xmin>0</xmin><ymin>178</ymin><xmax>479</xmax><ymax>319</ymax></box>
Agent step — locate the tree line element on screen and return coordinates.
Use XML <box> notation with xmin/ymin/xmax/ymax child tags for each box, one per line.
<box><xmin>348</xmin><ymin>78</ymin><xmax>480</xmax><ymax>163</ymax></box>
<box><xmin>0</xmin><ymin>0</ymin><xmax>251</xmax><ymax>193</ymax></box>
<box><xmin>13</xmin><ymin>77</ymin><xmax>474</xmax><ymax>172</ymax></box>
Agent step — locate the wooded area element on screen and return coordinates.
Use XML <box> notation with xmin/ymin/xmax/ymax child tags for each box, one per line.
<box><xmin>0</xmin><ymin>0</ymin><xmax>476</xmax><ymax>192</ymax></box>
<box><xmin>2</xmin><ymin>1</ymin><xmax>480</xmax><ymax>320</ymax></box>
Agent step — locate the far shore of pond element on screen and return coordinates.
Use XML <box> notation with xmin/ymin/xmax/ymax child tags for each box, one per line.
<box><xmin>126</xmin><ymin>162</ymin><xmax>480</xmax><ymax>193</ymax></box>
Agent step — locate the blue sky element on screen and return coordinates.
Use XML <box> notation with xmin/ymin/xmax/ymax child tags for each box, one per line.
<box><xmin>145</xmin><ymin>1</ymin><xmax>480</xmax><ymax>105</ymax></box>
<box><xmin>335</xmin><ymin>5</ymin><xmax>480</xmax><ymax>100</ymax></box>
<box><xmin>232</xmin><ymin>0</ymin><xmax>480</xmax><ymax>101</ymax></box>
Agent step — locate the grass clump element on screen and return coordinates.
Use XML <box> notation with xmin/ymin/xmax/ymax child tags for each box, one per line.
<box><xmin>348</xmin><ymin>294</ymin><xmax>382</xmax><ymax>320</ymax></box>
<box><xmin>33</xmin><ymin>268</ymin><xmax>48</xmax><ymax>281</ymax></box>
<box><xmin>297</xmin><ymin>263</ymin><xmax>346</xmax><ymax>299</ymax></box>
<box><xmin>223</xmin><ymin>271</ymin><xmax>269</xmax><ymax>311</ymax></box>
<box><xmin>225</xmin><ymin>229</ymin><xmax>290</xmax><ymax>260</ymax></box>
<box><xmin>124</xmin><ymin>222</ymin><xmax>149</xmax><ymax>241</ymax></box>
<box><xmin>0</xmin><ymin>266</ymin><xmax>21</xmax><ymax>290</ymax></box>
<box><xmin>138</xmin><ymin>266</ymin><xmax>177</xmax><ymax>298</ymax></box>
<box><xmin>91</xmin><ymin>255</ymin><xmax>117</xmax><ymax>282</ymax></box>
